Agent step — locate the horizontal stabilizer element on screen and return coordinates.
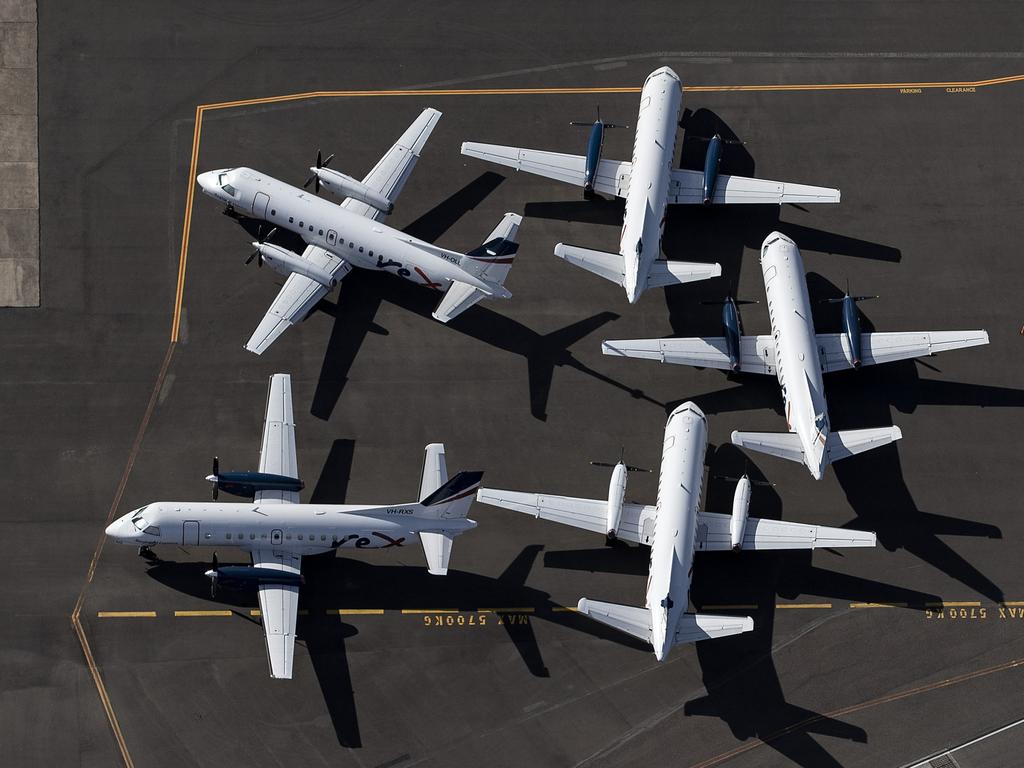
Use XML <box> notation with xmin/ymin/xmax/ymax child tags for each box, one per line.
<box><xmin>419</xmin><ymin>531</ymin><xmax>455</xmax><ymax>575</ymax></box>
<box><xmin>432</xmin><ymin>280</ymin><xmax>487</xmax><ymax>323</ymax></box>
<box><xmin>554</xmin><ymin>243</ymin><xmax>625</xmax><ymax>286</ymax></box>
<box><xmin>826</xmin><ymin>426</ymin><xmax>903</xmax><ymax>461</ymax></box>
<box><xmin>646</xmin><ymin>259</ymin><xmax>722</xmax><ymax>289</ymax></box>
<box><xmin>731</xmin><ymin>431</ymin><xmax>805</xmax><ymax>464</ymax></box>
<box><xmin>577</xmin><ymin>598</ymin><xmax>651</xmax><ymax>643</ymax></box>
<box><xmin>696</xmin><ymin>512</ymin><xmax>877</xmax><ymax>550</ymax></box>
<box><xmin>674</xmin><ymin>613</ymin><xmax>754</xmax><ymax>645</ymax></box>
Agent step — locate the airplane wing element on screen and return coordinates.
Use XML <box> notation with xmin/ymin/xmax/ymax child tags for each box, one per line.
<box><xmin>475</xmin><ymin>488</ymin><xmax>655</xmax><ymax>545</ymax></box>
<box><xmin>255</xmin><ymin>373</ymin><xmax>300</xmax><ymax>504</ymax></box>
<box><xmin>461</xmin><ymin>142</ymin><xmax>631</xmax><ymax>197</ymax></box>
<box><xmin>341</xmin><ymin>107</ymin><xmax>442</xmax><ymax>221</ymax></box>
<box><xmin>245</xmin><ymin>245</ymin><xmax>352</xmax><ymax>355</ymax></box>
<box><xmin>695</xmin><ymin>512</ymin><xmax>876</xmax><ymax>550</ymax></box>
<box><xmin>252</xmin><ymin>548</ymin><xmax>303</xmax><ymax>679</ymax></box>
<box><xmin>817</xmin><ymin>331</ymin><xmax>990</xmax><ymax>373</ymax></box>
<box><xmin>602</xmin><ymin>335</ymin><xmax>776</xmax><ymax>374</ymax></box>
<box><xmin>668</xmin><ymin>168</ymin><xmax>840</xmax><ymax>204</ymax></box>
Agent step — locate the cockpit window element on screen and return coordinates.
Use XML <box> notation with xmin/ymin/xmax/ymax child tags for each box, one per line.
<box><xmin>221</xmin><ymin>184</ymin><xmax>237</xmax><ymax>196</ymax></box>
<box><xmin>131</xmin><ymin>505</ymin><xmax>149</xmax><ymax>523</ymax></box>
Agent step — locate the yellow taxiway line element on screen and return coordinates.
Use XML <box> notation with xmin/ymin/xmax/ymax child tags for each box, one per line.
<box><xmin>96</xmin><ymin>611</ymin><xmax>156</xmax><ymax>618</ymax></box>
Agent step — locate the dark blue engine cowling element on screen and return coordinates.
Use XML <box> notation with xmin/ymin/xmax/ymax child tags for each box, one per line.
<box><xmin>215</xmin><ymin>471</ymin><xmax>304</xmax><ymax>499</ymax></box>
<box><xmin>583</xmin><ymin>121</ymin><xmax>605</xmax><ymax>197</ymax></box>
<box><xmin>702</xmin><ymin>134</ymin><xmax>723</xmax><ymax>205</ymax></box>
<box><xmin>722</xmin><ymin>296</ymin><xmax>742</xmax><ymax>371</ymax></box>
<box><xmin>841</xmin><ymin>295</ymin><xmax>863</xmax><ymax>367</ymax></box>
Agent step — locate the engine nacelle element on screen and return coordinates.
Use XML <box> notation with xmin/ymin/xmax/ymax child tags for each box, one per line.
<box><xmin>312</xmin><ymin>167</ymin><xmax>394</xmax><ymax>214</ymax></box>
<box><xmin>254</xmin><ymin>242</ymin><xmax>338</xmax><ymax>288</ymax></box>
<box><xmin>606</xmin><ymin>461</ymin><xmax>627</xmax><ymax>537</ymax></box>
<box><xmin>702</xmin><ymin>134</ymin><xmax>723</xmax><ymax>205</ymax></box>
<box><xmin>730</xmin><ymin>474</ymin><xmax>752</xmax><ymax>550</ymax></box>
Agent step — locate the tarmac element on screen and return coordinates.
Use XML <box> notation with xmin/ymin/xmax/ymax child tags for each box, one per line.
<box><xmin>3</xmin><ymin>3</ymin><xmax>1024</xmax><ymax>767</ymax></box>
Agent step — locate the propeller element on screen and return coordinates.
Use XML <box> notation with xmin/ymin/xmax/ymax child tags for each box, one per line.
<box><xmin>210</xmin><ymin>456</ymin><xmax>219</xmax><ymax>500</ymax></box>
<box><xmin>590</xmin><ymin>447</ymin><xmax>650</xmax><ymax>473</ymax></box>
<box><xmin>208</xmin><ymin>552</ymin><xmax>220</xmax><ymax>598</ymax></box>
<box><xmin>245</xmin><ymin>225</ymin><xmax>277</xmax><ymax>267</ymax></box>
<box><xmin>570</xmin><ymin>105</ymin><xmax>626</xmax><ymax>129</ymax></box>
<box><xmin>302</xmin><ymin>149</ymin><xmax>336</xmax><ymax>194</ymax></box>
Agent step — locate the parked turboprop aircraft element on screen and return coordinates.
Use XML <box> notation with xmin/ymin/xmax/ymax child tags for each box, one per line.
<box><xmin>603</xmin><ymin>232</ymin><xmax>990</xmax><ymax>479</ymax></box>
<box><xmin>197</xmin><ymin>108</ymin><xmax>522</xmax><ymax>354</ymax></box>
<box><xmin>462</xmin><ymin>67</ymin><xmax>840</xmax><ymax>304</ymax></box>
<box><xmin>105</xmin><ymin>373</ymin><xmax>482</xmax><ymax>679</ymax></box>
<box><xmin>477</xmin><ymin>402</ymin><xmax>875</xmax><ymax>661</ymax></box>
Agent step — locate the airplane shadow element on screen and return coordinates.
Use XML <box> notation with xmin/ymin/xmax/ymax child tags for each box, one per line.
<box><xmin>311</xmin><ymin>267</ymin><xmax>663</xmax><ymax>422</ymax></box>
<box><xmin>542</xmin><ymin>445</ymin><xmax>939</xmax><ymax>766</ymax></box>
<box><xmin>143</xmin><ymin>543</ymin><xmax>649</xmax><ymax>747</ymax></box>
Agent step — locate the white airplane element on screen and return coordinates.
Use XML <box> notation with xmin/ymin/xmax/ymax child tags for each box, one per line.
<box><xmin>105</xmin><ymin>373</ymin><xmax>482</xmax><ymax>679</ymax></box>
<box><xmin>462</xmin><ymin>66</ymin><xmax>840</xmax><ymax>304</ymax></box>
<box><xmin>603</xmin><ymin>232</ymin><xmax>990</xmax><ymax>479</ymax></box>
<box><xmin>197</xmin><ymin>107</ymin><xmax>523</xmax><ymax>354</ymax></box>
<box><xmin>477</xmin><ymin>401</ymin><xmax>876</xmax><ymax>661</ymax></box>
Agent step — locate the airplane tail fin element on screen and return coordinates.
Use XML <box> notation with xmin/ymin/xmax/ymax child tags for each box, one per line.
<box><xmin>554</xmin><ymin>243</ymin><xmax>626</xmax><ymax>286</ymax></box>
<box><xmin>458</xmin><ymin>212</ymin><xmax>522</xmax><ymax>286</ymax></box>
<box><xmin>826</xmin><ymin>426</ymin><xmax>903</xmax><ymax>461</ymax></box>
<box><xmin>417</xmin><ymin>468</ymin><xmax>482</xmax><ymax>575</ymax></box>
<box><xmin>576</xmin><ymin>598</ymin><xmax>651</xmax><ymax>642</ymax></box>
<box><xmin>433</xmin><ymin>213</ymin><xmax>521</xmax><ymax>323</ymax></box>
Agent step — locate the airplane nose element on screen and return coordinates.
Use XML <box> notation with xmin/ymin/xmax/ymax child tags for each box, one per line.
<box><xmin>104</xmin><ymin>519</ymin><xmax>122</xmax><ymax>538</ymax></box>
<box><xmin>196</xmin><ymin>171</ymin><xmax>217</xmax><ymax>194</ymax></box>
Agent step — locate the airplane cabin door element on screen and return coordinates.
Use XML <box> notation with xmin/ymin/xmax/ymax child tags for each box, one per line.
<box><xmin>183</xmin><ymin>520</ymin><xmax>200</xmax><ymax>546</ymax></box>
<box><xmin>253</xmin><ymin>191</ymin><xmax>270</xmax><ymax>220</ymax></box>
<box><xmin>271</xmin><ymin>529</ymin><xmax>283</xmax><ymax>545</ymax></box>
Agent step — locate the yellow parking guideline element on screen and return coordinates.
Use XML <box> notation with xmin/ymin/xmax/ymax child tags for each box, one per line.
<box><xmin>97</xmin><ymin>611</ymin><xmax>156</xmax><ymax>618</ymax></box>
<box><xmin>926</xmin><ymin>601</ymin><xmax>982</xmax><ymax>608</ymax></box>
<box><xmin>776</xmin><ymin>603</ymin><xmax>832</xmax><ymax>609</ymax></box>
<box><xmin>174</xmin><ymin>610</ymin><xmax>232</xmax><ymax>617</ymax></box>
<box><xmin>329</xmin><ymin>608</ymin><xmax>385</xmax><ymax>615</ymax></box>
<box><xmin>481</xmin><ymin>607</ymin><xmax>536</xmax><ymax>614</ymax></box>
<box><xmin>851</xmin><ymin>602</ymin><xmax>907</xmax><ymax>608</ymax></box>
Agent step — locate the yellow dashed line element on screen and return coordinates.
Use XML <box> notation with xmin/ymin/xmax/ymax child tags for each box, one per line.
<box><xmin>481</xmin><ymin>607</ymin><xmax>536</xmax><ymax>614</ymax></box>
<box><xmin>97</xmin><ymin>611</ymin><xmax>156</xmax><ymax>618</ymax></box>
<box><xmin>927</xmin><ymin>601</ymin><xmax>982</xmax><ymax>608</ymax></box>
<box><xmin>851</xmin><ymin>602</ymin><xmax>908</xmax><ymax>609</ymax></box>
<box><xmin>776</xmin><ymin>603</ymin><xmax>833</xmax><ymax>609</ymax></box>
<box><xmin>328</xmin><ymin>608</ymin><xmax>385</xmax><ymax>615</ymax></box>
<box><xmin>174</xmin><ymin>610</ymin><xmax>232</xmax><ymax>617</ymax></box>
<box><xmin>552</xmin><ymin>607</ymin><xmax>579</xmax><ymax>612</ymax></box>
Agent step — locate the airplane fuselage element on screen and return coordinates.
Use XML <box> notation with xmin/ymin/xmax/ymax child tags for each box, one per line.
<box><xmin>106</xmin><ymin>500</ymin><xmax>476</xmax><ymax>555</ymax></box>
<box><xmin>197</xmin><ymin>168</ymin><xmax>495</xmax><ymax>295</ymax></box>
<box><xmin>646</xmin><ymin>401</ymin><xmax>706</xmax><ymax>660</ymax></box>
<box><xmin>620</xmin><ymin>66</ymin><xmax>683</xmax><ymax>303</ymax></box>
<box><xmin>761</xmin><ymin>233</ymin><xmax>831</xmax><ymax>479</ymax></box>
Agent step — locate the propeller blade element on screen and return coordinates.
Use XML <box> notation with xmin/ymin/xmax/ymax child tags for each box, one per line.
<box><xmin>322</xmin><ymin>152</ymin><xmax>335</xmax><ymax>167</ymax></box>
<box><xmin>212</xmin><ymin>482</ymin><xmax>219</xmax><ymax>501</ymax></box>
<box><xmin>212</xmin><ymin>456</ymin><xmax>219</xmax><ymax>476</ymax></box>
<box><xmin>589</xmin><ymin>461</ymin><xmax>616</xmax><ymax>468</ymax></box>
<box><xmin>263</xmin><ymin>227</ymin><xmax>277</xmax><ymax>242</ymax></box>
<box><xmin>245</xmin><ymin>250</ymin><xmax>258</xmax><ymax>265</ymax></box>
<box><xmin>212</xmin><ymin>552</ymin><xmax>218</xmax><ymax>570</ymax></box>
<box><xmin>625</xmin><ymin>465</ymin><xmax>651</xmax><ymax>473</ymax></box>
<box><xmin>303</xmin><ymin>173</ymin><xmax>316</xmax><ymax>189</ymax></box>
<box><xmin>316</xmin><ymin>149</ymin><xmax>322</xmax><ymax>168</ymax></box>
